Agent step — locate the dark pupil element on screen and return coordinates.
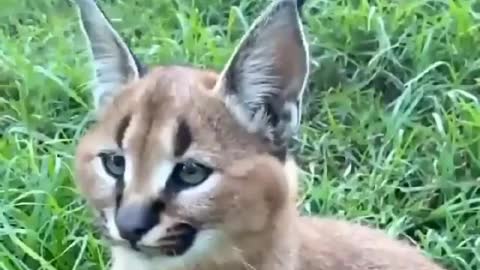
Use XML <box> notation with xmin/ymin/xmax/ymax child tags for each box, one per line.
<box><xmin>183</xmin><ymin>163</ymin><xmax>198</xmax><ymax>174</ymax></box>
<box><xmin>112</xmin><ymin>155</ymin><xmax>125</xmax><ymax>168</ymax></box>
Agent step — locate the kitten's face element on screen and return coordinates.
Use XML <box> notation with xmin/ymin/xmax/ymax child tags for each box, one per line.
<box><xmin>76</xmin><ymin>66</ymin><xmax>290</xmax><ymax>259</ymax></box>
<box><xmin>73</xmin><ymin>0</ymin><xmax>308</xmax><ymax>263</ymax></box>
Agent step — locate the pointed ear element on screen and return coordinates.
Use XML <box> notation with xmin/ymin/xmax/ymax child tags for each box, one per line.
<box><xmin>75</xmin><ymin>0</ymin><xmax>146</xmax><ymax>114</ymax></box>
<box><xmin>216</xmin><ymin>0</ymin><xmax>309</xmax><ymax>146</ymax></box>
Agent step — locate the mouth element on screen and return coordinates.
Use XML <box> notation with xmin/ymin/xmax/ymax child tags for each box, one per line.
<box><xmin>106</xmin><ymin>222</ymin><xmax>198</xmax><ymax>257</ymax></box>
<box><xmin>148</xmin><ymin>223</ymin><xmax>198</xmax><ymax>256</ymax></box>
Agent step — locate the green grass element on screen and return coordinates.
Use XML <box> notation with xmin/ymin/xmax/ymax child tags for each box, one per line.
<box><xmin>0</xmin><ymin>0</ymin><xmax>479</xmax><ymax>269</ymax></box>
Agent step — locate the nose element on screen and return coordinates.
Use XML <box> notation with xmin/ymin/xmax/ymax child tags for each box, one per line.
<box><xmin>115</xmin><ymin>201</ymin><xmax>162</xmax><ymax>244</ymax></box>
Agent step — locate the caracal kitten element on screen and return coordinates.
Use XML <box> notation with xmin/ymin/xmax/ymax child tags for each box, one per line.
<box><xmin>72</xmin><ymin>0</ymin><xmax>447</xmax><ymax>269</ymax></box>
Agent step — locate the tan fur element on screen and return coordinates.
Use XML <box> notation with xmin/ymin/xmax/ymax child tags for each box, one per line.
<box><xmin>75</xmin><ymin>66</ymin><xmax>446</xmax><ymax>270</ymax></box>
<box><xmin>72</xmin><ymin>0</ymin><xmax>447</xmax><ymax>269</ymax></box>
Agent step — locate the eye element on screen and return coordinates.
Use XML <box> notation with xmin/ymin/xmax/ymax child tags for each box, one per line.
<box><xmin>175</xmin><ymin>160</ymin><xmax>212</xmax><ymax>186</ymax></box>
<box><xmin>99</xmin><ymin>152</ymin><xmax>125</xmax><ymax>179</ymax></box>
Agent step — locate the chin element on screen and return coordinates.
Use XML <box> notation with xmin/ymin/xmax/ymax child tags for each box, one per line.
<box><xmin>109</xmin><ymin>229</ymin><xmax>230</xmax><ymax>270</ymax></box>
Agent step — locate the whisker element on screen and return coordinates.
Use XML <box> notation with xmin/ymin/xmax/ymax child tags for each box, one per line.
<box><xmin>232</xmin><ymin>245</ymin><xmax>257</xmax><ymax>270</ymax></box>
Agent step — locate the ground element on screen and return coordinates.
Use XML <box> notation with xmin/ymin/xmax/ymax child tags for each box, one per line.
<box><xmin>0</xmin><ymin>0</ymin><xmax>479</xmax><ymax>269</ymax></box>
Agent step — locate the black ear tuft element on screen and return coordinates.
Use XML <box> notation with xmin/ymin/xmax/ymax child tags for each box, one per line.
<box><xmin>297</xmin><ymin>0</ymin><xmax>306</xmax><ymax>10</ymax></box>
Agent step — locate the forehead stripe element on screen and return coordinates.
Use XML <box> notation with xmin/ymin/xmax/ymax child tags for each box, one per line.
<box><xmin>115</xmin><ymin>114</ymin><xmax>131</xmax><ymax>148</ymax></box>
<box><xmin>174</xmin><ymin>118</ymin><xmax>192</xmax><ymax>157</ymax></box>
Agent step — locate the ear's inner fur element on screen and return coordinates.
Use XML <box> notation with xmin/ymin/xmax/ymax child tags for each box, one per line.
<box><xmin>216</xmin><ymin>0</ymin><xmax>309</xmax><ymax>152</ymax></box>
<box><xmin>75</xmin><ymin>0</ymin><xmax>146</xmax><ymax>111</ymax></box>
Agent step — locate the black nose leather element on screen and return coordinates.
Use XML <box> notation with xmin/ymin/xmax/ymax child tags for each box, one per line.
<box><xmin>115</xmin><ymin>203</ymin><xmax>160</xmax><ymax>243</ymax></box>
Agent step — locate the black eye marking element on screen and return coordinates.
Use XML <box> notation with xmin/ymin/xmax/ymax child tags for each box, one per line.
<box><xmin>165</xmin><ymin>159</ymin><xmax>213</xmax><ymax>193</ymax></box>
<box><xmin>99</xmin><ymin>152</ymin><xmax>126</xmax><ymax>179</ymax></box>
<box><xmin>115</xmin><ymin>114</ymin><xmax>131</xmax><ymax>148</ymax></box>
<box><xmin>174</xmin><ymin>119</ymin><xmax>192</xmax><ymax>157</ymax></box>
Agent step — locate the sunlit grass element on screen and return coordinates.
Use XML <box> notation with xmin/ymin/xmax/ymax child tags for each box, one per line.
<box><xmin>0</xmin><ymin>0</ymin><xmax>479</xmax><ymax>269</ymax></box>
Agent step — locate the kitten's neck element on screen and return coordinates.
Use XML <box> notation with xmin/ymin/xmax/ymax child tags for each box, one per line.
<box><xmin>227</xmin><ymin>205</ymin><xmax>300</xmax><ymax>270</ymax></box>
